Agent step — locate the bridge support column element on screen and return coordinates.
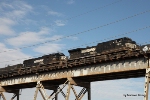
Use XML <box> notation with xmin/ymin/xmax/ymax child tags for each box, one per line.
<box><xmin>144</xmin><ymin>68</ymin><xmax>150</xmax><ymax>100</ymax></box>
<box><xmin>54</xmin><ymin>88</ymin><xmax>58</xmax><ymax>100</ymax></box>
<box><xmin>87</xmin><ymin>83</ymin><xmax>91</xmax><ymax>100</ymax></box>
<box><xmin>11</xmin><ymin>90</ymin><xmax>20</xmax><ymax>100</ymax></box>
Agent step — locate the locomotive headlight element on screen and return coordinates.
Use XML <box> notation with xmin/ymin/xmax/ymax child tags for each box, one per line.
<box><xmin>143</xmin><ymin>46</ymin><xmax>149</xmax><ymax>52</ymax></box>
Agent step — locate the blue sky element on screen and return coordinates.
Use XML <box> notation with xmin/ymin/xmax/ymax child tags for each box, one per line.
<box><xmin>0</xmin><ymin>0</ymin><xmax>150</xmax><ymax>100</ymax></box>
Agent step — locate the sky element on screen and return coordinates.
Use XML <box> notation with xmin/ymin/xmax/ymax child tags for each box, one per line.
<box><xmin>0</xmin><ymin>0</ymin><xmax>150</xmax><ymax>100</ymax></box>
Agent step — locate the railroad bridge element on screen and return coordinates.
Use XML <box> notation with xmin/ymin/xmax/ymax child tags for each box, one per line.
<box><xmin>0</xmin><ymin>54</ymin><xmax>150</xmax><ymax>100</ymax></box>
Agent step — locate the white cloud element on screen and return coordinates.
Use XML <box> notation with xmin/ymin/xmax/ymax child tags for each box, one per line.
<box><xmin>6</xmin><ymin>32</ymin><xmax>44</xmax><ymax>47</ymax></box>
<box><xmin>48</xmin><ymin>10</ymin><xmax>63</xmax><ymax>17</ymax></box>
<box><xmin>6</xmin><ymin>31</ymin><xmax>41</xmax><ymax>47</ymax></box>
<box><xmin>0</xmin><ymin>17</ymin><xmax>15</xmax><ymax>35</ymax></box>
<box><xmin>91</xmin><ymin>78</ymin><xmax>145</xmax><ymax>100</ymax></box>
<box><xmin>6</xmin><ymin>27</ymin><xmax>63</xmax><ymax>49</ymax></box>
<box><xmin>38</xmin><ymin>27</ymin><xmax>51</xmax><ymax>35</ymax></box>
<box><xmin>8</xmin><ymin>10</ymin><xmax>26</xmax><ymax>19</ymax></box>
<box><xmin>0</xmin><ymin>43</ymin><xmax>30</xmax><ymax>67</ymax></box>
<box><xmin>0</xmin><ymin>17</ymin><xmax>15</xmax><ymax>25</ymax></box>
<box><xmin>33</xmin><ymin>43</ymin><xmax>65</xmax><ymax>54</ymax></box>
<box><xmin>2</xmin><ymin>1</ymin><xmax>32</xmax><ymax>19</ymax></box>
<box><xmin>55</xmin><ymin>20</ymin><xmax>66</xmax><ymax>26</ymax></box>
<box><xmin>20</xmin><ymin>19</ymin><xmax>38</xmax><ymax>25</ymax></box>
<box><xmin>0</xmin><ymin>25</ymin><xmax>15</xmax><ymax>35</ymax></box>
<box><xmin>0</xmin><ymin>1</ymin><xmax>33</xmax><ymax>36</ymax></box>
<box><xmin>0</xmin><ymin>2</ymin><xmax>14</xmax><ymax>10</ymax></box>
<box><xmin>67</xmin><ymin>36</ymin><xmax>78</xmax><ymax>41</ymax></box>
<box><xmin>50</xmin><ymin>35</ymin><xmax>63</xmax><ymax>41</ymax></box>
<box><xmin>67</xmin><ymin>0</ymin><xmax>75</xmax><ymax>4</ymax></box>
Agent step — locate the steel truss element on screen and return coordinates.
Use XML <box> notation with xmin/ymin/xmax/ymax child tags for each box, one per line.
<box><xmin>0</xmin><ymin>86</ymin><xmax>6</xmax><ymax>100</ymax></box>
<box><xmin>11</xmin><ymin>92</ymin><xmax>19</xmax><ymax>100</ymax></box>
<box><xmin>33</xmin><ymin>78</ymin><xmax>91</xmax><ymax>100</ymax></box>
<box><xmin>0</xmin><ymin>92</ymin><xmax>6</xmax><ymax>100</ymax></box>
<box><xmin>0</xmin><ymin>92</ymin><xmax>19</xmax><ymax>100</ymax></box>
<box><xmin>0</xmin><ymin>87</ymin><xmax>19</xmax><ymax>100</ymax></box>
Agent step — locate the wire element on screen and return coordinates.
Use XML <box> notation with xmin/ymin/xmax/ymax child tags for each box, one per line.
<box><xmin>0</xmin><ymin>9</ymin><xmax>150</xmax><ymax>54</ymax></box>
<box><xmin>60</xmin><ymin>0</ymin><xmax>123</xmax><ymax>21</ymax></box>
<box><xmin>2</xmin><ymin>0</ymin><xmax>123</xmax><ymax>41</ymax></box>
<box><xmin>65</xmin><ymin>26</ymin><xmax>150</xmax><ymax>50</ymax></box>
<box><xmin>0</xmin><ymin>25</ymin><xmax>150</xmax><ymax>64</ymax></box>
<box><xmin>140</xmin><ymin>41</ymin><xmax>150</xmax><ymax>45</ymax></box>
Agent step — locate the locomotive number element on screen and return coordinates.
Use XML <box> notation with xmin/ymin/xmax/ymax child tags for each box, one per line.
<box><xmin>34</xmin><ymin>59</ymin><xmax>44</xmax><ymax>63</ymax></box>
<box><xmin>81</xmin><ymin>48</ymin><xmax>96</xmax><ymax>53</ymax></box>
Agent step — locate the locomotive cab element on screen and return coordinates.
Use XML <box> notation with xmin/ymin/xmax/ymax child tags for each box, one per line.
<box><xmin>68</xmin><ymin>48</ymin><xmax>84</xmax><ymax>59</ymax></box>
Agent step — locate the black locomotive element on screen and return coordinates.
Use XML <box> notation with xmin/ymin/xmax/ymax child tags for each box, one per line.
<box><xmin>0</xmin><ymin>53</ymin><xmax>67</xmax><ymax>78</ymax></box>
<box><xmin>23</xmin><ymin>52</ymin><xmax>66</xmax><ymax>73</ymax></box>
<box><xmin>68</xmin><ymin>46</ymin><xmax>96</xmax><ymax>59</ymax></box>
<box><xmin>68</xmin><ymin>37</ymin><xmax>137</xmax><ymax>59</ymax></box>
<box><xmin>0</xmin><ymin>37</ymin><xmax>147</xmax><ymax>79</ymax></box>
<box><xmin>0</xmin><ymin>64</ymin><xmax>23</xmax><ymax>78</ymax></box>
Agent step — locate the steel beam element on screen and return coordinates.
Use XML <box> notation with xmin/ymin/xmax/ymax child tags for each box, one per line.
<box><xmin>71</xmin><ymin>86</ymin><xmax>79</xmax><ymax>100</ymax></box>
<box><xmin>65</xmin><ymin>82</ymin><xmax>71</xmax><ymax>100</ymax></box>
<box><xmin>67</xmin><ymin>77</ymin><xmax>89</xmax><ymax>88</ymax></box>
<box><xmin>49</xmin><ymin>80</ymin><xmax>68</xmax><ymax>100</ymax></box>
<box><xmin>144</xmin><ymin>68</ymin><xmax>150</xmax><ymax>100</ymax></box>
<box><xmin>0</xmin><ymin>86</ymin><xmax>20</xmax><ymax>100</ymax></box>
<box><xmin>53</xmin><ymin>88</ymin><xmax>58</xmax><ymax>100</ymax></box>
<box><xmin>67</xmin><ymin>77</ymin><xmax>90</xmax><ymax>100</ymax></box>
<box><xmin>0</xmin><ymin>57</ymin><xmax>149</xmax><ymax>100</ymax></box>
<box><xmin>0</xmin><ymin>57</ymin><xmax>147</xmax><ymax>87</ymax></box>
<box><xmin>34</xmin><ymin>81</ymin><xmax>49</xmax><ymax>100</ymax></box>
<box><xmin>0</xmin><ymin>93</ymin><xmax>6</xmax><ymax>100</ymax></box>
<box><xmin>11</xmin><ymin>91</ymin><xmax>19</xmax><ymax>100</ymax></box>
<box><xmin>0</xmin><ymin>86</ymin><xmax>6</xmax><ymax>100</ymax></box>
<box><xmin>57</xmin><ymin>86</ymin><xmax>66</xmax><ymax>98</ymax></box>
<box><xmin>87</xmin><ymin>83</ymin><xmax>91</xmax><ymax>100</ymax></box>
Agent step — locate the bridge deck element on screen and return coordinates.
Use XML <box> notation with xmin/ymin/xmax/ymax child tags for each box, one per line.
<box><xmin>0</xmin><ymin>57</ymin><xmax>148</xmax><ymax>91</ymax></box>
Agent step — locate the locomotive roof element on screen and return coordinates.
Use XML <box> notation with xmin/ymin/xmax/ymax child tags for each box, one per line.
<box><xmin>113</xmin><ymin>37</ymin><xmax>132</xmax><ymax>41</ymax></box>
<box><xmin>68</xmin><ymin>46</ymin><xmax>96</xmax><ymax>53</ymax></box>
<box><xmin>23</xmin><ymin>56</ymin><xmax>43</xmax><ymax>62</ymax></box>
<box><xmin>68</xmin><ymin>48</ymin><xmax>84</xmax><ymax>52</ymax></box>
<box><xmin>43</xmin><ymin>52</ymin><xmax>65</xmax><ymax>56</ymax></box>
<box><xmin>96</xmin><ymin>37</ymin><xmax>133</xmax><ymax>44</ymax></box>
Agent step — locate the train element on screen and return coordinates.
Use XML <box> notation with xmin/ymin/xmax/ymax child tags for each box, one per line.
<box><xmin>0</xmin><ymin>37</ymin><xmax>149</xmax><ymax>79</ymax></box>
